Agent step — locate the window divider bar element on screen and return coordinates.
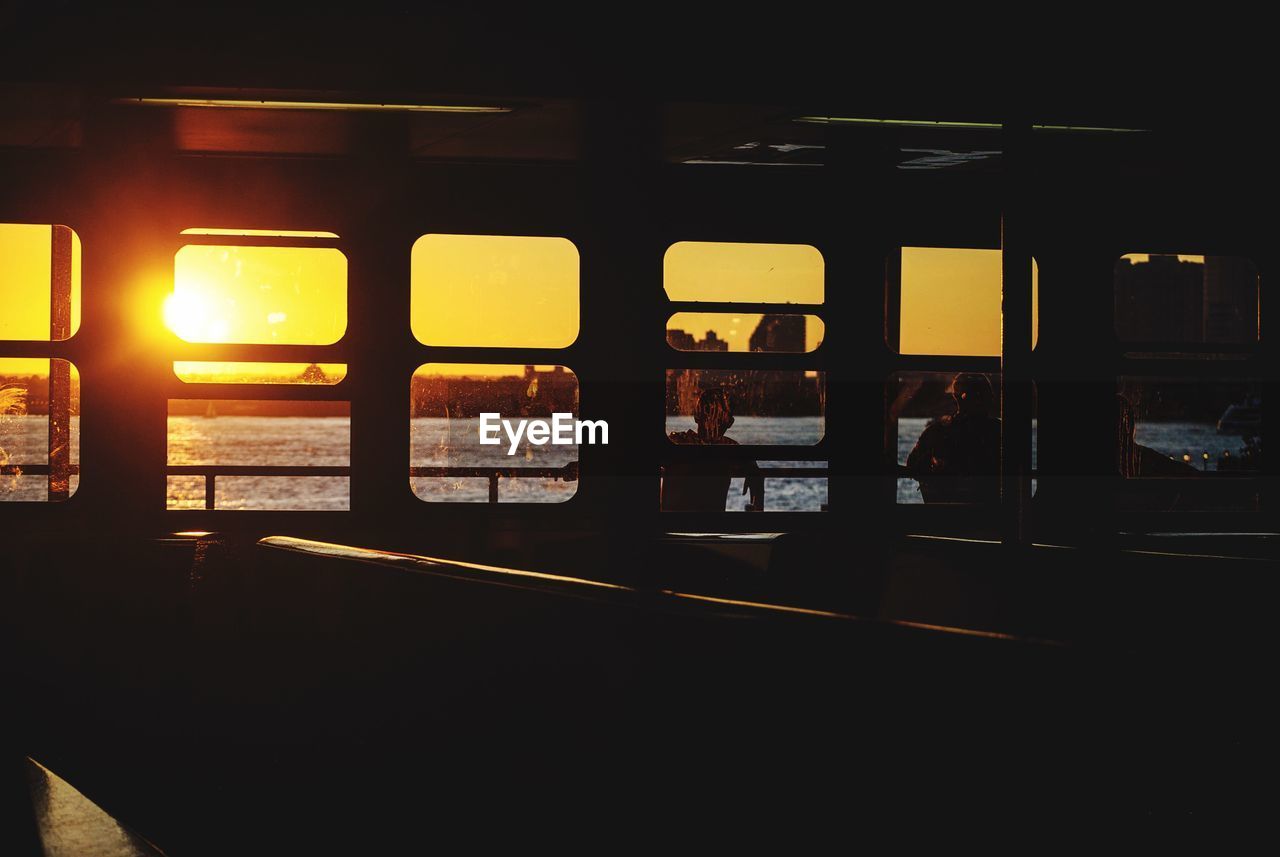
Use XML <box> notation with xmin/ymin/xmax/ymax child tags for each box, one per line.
<box><xmin>48</xmin><ymin>226</ymin><xmax>74</xmax><ymax>501</ymax></box>
<box><xmin>664</xmin><ymin>301</ymin><xmax>824</xmax><ymax>315</ymax></box>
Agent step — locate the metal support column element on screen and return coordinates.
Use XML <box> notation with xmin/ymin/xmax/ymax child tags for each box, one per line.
<box><xmin>1001</xmin><ymin>121</ymin><xmax>1034</xmax><ymax>545</ymax></box>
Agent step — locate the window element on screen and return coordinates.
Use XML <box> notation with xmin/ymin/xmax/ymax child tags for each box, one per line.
<box><xmin>892</xmin><ymin>247</ymin><xmax>1038</xmax><ymax>356</ymax></box>
<box><xmin>409</xmin><ymin>234</ymin><xmax>582</xmax><ymax>503</ymax></box>
<box><xmin>1115</xmin><ymin>254</ymin><xmax>1258</xmax><ymax>344</ymax></box>
<box><xmin>167</xmin><ymin>399</ymin><xmax>349</xmax><ymax>510</ymax></box>
<box><xmin>169</xmin><ymin>244</ymin><xmax>347</xmax><ymax>345</ymax></box>
<box><xmin>1</xmin><ymin>358</ymin><xmax>80</xmax><ymax>501</ymax></box>
<box><xmin>411</xmin><ymin>234</ymin><xmax>579</xmax><ymax>348</ymax></box>
<box><xmin>663</xmin><ymin>241</ymin><xmax>823</xmax><ymax>304</ymax></box>
<box><xmin>166</xmin><ymin>231</ymin><xmax>348</xmax><ymax>510</ymax></box>
<box><xmin>666</xmin><ymin>313</ymin><xmax>823</xmax><ymax>353</ymax></box>
<box><xmin>0</xmin><ymin>223</ymin><xmax>81</xmax><ymax>341</ymax></box>
<box><xmin>410</xmin><ymin>364</ymin><xmax>579</xmax><ymax>503</ymax></box>
<box><xmin>0</xmin><ymin>223</ymin><xmax>82</xmax><ymax>502</ymax></box>
<box><xmin>662</xmin><ymin>241</ymin><xmax>826</xmax><ymax>512</ymax></box>
<box><xmin>1115</xmin><ymin>377</ymin><xmax>1261</xmax><ymax>511</ymax></box>
<box><xmin>173</xmin><ymin>362</ymin><xmax>347</xmax><ymax>384</ymax></box>
<box><xmin>1113</xmin><ymin>251</ymin><xmax>1261</xmax><ymax>522</ymax></box>
<box><xmin>666</xmin><ymin>369</ymin><xmax>825</xmax><ymax>444</ymax></box>
<box><xmin>890</xmin><ymin>371</ymin><xmax>1037</xmax><ymax>505</ymax></box>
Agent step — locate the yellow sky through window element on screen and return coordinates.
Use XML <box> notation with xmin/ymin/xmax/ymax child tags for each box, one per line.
<box><xmin>411</xmin><ymin>234</ymin><xmax>579</xmax><ymax>350</ymax></box>
<box><xmin>664</xmin><ymin>242</ymin><xmax>824</xmax><ymax>304</ymax></box>
<box><xmin>170</xmin><ymin>245</ymin><xmax>347</xmax><ymax>345</ymax></box>
<box><xmin>899</xmin><ymin>247</ymin><xmax>1039</xmax><ymax>356</ymax></box>
<box><xmin>156</xmin><ymin>237</ymin><xmax>1049</xmax><ymax>379</ymax></box>
<box><xmin>0</xmin><ymin>224</ymin><xmax>82</xmax><ymax>340</ymax></box>
<box><xmin>666</xmin><ymin>313</ymin><xmax>824</xmax><ymax>352</ymax></box>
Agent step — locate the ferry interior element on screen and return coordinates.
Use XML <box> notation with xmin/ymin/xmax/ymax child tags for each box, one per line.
<box><xmin>1</xmin><ymin>9</ymin><xmax>1275</xmax><ymax>848</ymax></box>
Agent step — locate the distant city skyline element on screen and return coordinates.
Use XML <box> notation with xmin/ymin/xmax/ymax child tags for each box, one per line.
<box><xmin>667</xmin><ymin>312</ymin><xmax>821</xmax><ymax>353</ymax></box>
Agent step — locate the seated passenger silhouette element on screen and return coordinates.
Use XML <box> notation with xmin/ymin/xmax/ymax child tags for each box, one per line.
<box><xmin>905</xmin><ymin>373</ymin><xmax>1001</xmax><ymax>504</ymax></box>
<box><xmin>662</xmin><ymin>388</ymin><xmax>764</xmax><ymax>511</ymax></box>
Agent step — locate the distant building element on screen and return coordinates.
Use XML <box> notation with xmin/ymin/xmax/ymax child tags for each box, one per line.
<box><xmin>666</xmin><ymin>329</ymin><xmax>696</xmax><ymax>350</ymax></box>
<box><xmin>749</xmin><ymin>314</ymin><xmax>805</xmax><ymax>353</ymax></box>
<box><xmin>1202</xmin><ymin>256</ymin><xmax>1257</xmax><ymax>342</ymax></box>
<box><xmin>1114</xmin><ymin>255</ymin><xmax>1203</xmax><ymax>341</ymax></box>
<box><xmin>666</xmin><ymin>328</ymin><xmax>728</xmax><ymax>351</ymax></box>
<box><xmin>698</xmin><ymin>330</ymin><xmax>728</xmax><ymax>351</ymax></box>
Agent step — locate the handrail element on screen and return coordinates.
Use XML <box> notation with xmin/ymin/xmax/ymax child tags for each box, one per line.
<box><xmin>157</xmin><ymin>463</ymin><xmax>585</xmax><ymax>509</ymax></box>
<box><xmin>0</xmin><ymin>463</ymin><xmax>81</xmax><ymax>475</ymax></box>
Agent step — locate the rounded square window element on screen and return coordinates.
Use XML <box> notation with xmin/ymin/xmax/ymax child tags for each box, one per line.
<box><xmin>666</xmin><ymin>368</ymin><xmax>825</xmax><ymax>445</ymax></box>
<box><xmin>411</xmin><ymin>364</ymin><xmax>580</xmax><ymax>503</ymax></box>
<box><xmin>170</xmin><ymin>245</ymin><xmax>347</xmax><ymax>344</ymax></box>
<box><xmin>893</xmin><ymin>247</ymin><xmax>1038</xmax><ymax>356</ymax></box>
<box><xmin>664</xmin><ymin>241</ymin><xmax>824</xmax><ymax>304</ymax></box>
<box><xmin>411</xmin><ymin>235</ymin><xmax>580</xmax><ymax>348</ymax></box>
<box><xmin>1114</xmin><ymin>377</ymin><xmax>1261</xmax><ymax>512</ymax></box>
<box><xmin>1</xmin><ymin>358</ymin><xmax>80</xmax><ymax>501</ymax></box>
<box><xmin>666</xmin><ymin>313</ymin><xmax>824</xmax><ymax>353</ymax></box>
<box><xmin>0</xmin><ymin>223</ymin><xmax>81</xmax><ymax>341</ymax></box>
<box><xmin>1115</xmin><ymin>254</ymin><xmax>1258</xmax><ymax>344</ymax></box>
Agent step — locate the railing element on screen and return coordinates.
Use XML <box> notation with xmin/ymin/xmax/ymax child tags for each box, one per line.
<box><xmin>159</xmin><ymin>463</ymin><xmax>581</xmax><ymax>508</ymax></box>
<box><xmin>410</xmin><ymin>464</ymin><xmax>578</xmax><ymax>504</ymax></box>
<box><xmin>1</xmin><ymin>462</ymin><xmax>80</xmax><ymax>502</ymax></box>
<box><xmin>167</xmin><ymin>465</ymin><xmax>351</xmax><ymax>510</ymax></box>
<box><xmin>661</xmin><ymin>464</ymin><xmax>829</xmax><ymax>511</ymax></box>
<box><xmin>6</xmin><ymin>462</ymin><xmax>831</xmax><ymax>509</ymax></box>
<box><xmin>0</xmin><ymin>464</ymin><xmax>80</xmax><ymax>475</ymax></box>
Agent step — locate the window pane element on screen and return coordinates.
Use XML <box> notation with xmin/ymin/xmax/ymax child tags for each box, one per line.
<box><xmin>1115</xmin><ymin>378</ymin><xmax>1261</xmax><ymax>511</ymax></box>
<box><xmin>173</xmin><ymin>362</ymin><xmax>347</xmax><ymax>384</ymax></box>
<box><xmin>666</xmin><ymin>313</ymin><xmax>823</xmax><ymax>353</ymax></box>
<box><xmin>0</xmin><ymin>223</ymin><xmax>81</xmax><ymax>341</ymax></box>
<box><xmin>411</xmin><ymin>234</ymin><xmax>579</xmax><ymax>348</ymax></box>
<box><xmin>170</xmin><ymin>245</ymin><xmax>347</xmax><ymax>344</ymax></box>
<box><xmin>167</xmin><ymin>399</ymin><xmax>349</xmax><ymax>510</ymax></box>
<box><xmin>1</xmin><ymin>357</ymin><xmax>80</xmax><ymax>501</ymax></box>
<box><xmin>411</xmin><ymin>364</ymin><xmax>579</xmax><ymax>503</ymax></box>
<box><xmin>1115</xmin><ymin>254</ymin><xmax>1258</xmax><ymax>343</ymax></box>
<box><xmin>890</xmin><ymin>371</ymin><xmax>1037</xmax><ymax>505</ymax></box>
<box><xmin>664</xmin><ymin>242</ymin><xmax>823</xmax><ymax>304</ymax></box>
<box><xmin>665</xmin><ymin>369</ymin><xmax>825</xmax><ymax>444</ymax></box>
<box><xmin>896</xmin><ymin>247</ymin><xmax>1038</xmax><ymax>356</ymax></box>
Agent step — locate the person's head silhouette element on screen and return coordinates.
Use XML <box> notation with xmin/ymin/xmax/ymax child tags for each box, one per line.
<box><xmin>694</xmin><ymin>388</ymin><xmax>735</xmax><ymax>441</ymax></box>
<box><xmin>947</xmin><ymin>373</ymin><xmax>994</xmax><ymax>417</ymax></box>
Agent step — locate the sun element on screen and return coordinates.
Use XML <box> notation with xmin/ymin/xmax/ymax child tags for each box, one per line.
<box><xmin>164</xmin><ymin>291</ymin><xmax>214</xmax><ymax>341</ymax></box>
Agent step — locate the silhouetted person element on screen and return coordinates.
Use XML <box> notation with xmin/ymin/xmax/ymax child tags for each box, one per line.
<box><xmin>662</xmin><ymin>388</ymin><xmax>764</xmax><ymax>511</ymax></box>
<box><xmin>905</xmin><ymin>373</ymin><xmax>1001</xmax><ymax>503</ymax></box>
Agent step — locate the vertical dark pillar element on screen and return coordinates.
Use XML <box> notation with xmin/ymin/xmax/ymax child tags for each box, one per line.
<box><xmin>827</xmin><ymin>124</ymin><xmax>898</xmax><ymax>607</ymax></box>
<box><xmin>346</xmin><ymin>113</ymin><xmax>413</xmax><ymax>531</ymax></box>
<box><xmin>579</xmin><ymin>98</ymin><xmax>661</xmax><ymax>576</ymax></box>
<box><xmin>1001</xmin><ymin>121</ymin><xmax>1034</xmax><ymax>545</ymax></box>
<box><xmin>48</xmin><ymin>226</ymin><xmax>74</xmax><ymax>501</ymax></box>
